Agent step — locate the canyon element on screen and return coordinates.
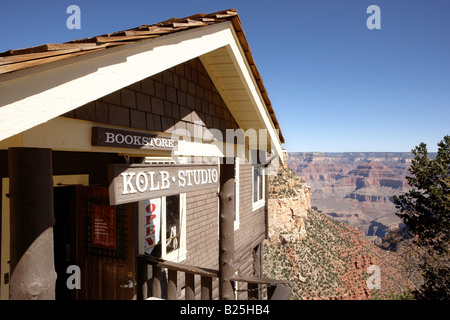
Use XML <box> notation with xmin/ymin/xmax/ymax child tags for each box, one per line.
<box><xmin>263</xmin><ymin>160</ymin><xmax>415</xmax><ymax>299</ymax></box>
<box><xmin>286</xmin><ymin>152</ymin><xmax>417</xmax><ymax>241</ymax></box>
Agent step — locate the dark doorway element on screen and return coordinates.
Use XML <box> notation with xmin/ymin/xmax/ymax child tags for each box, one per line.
<box><xmin>76</xmin><ymin>186</ymin><xmax>136</xmax><ymax>300</ymax></box>
<box><xmin>53</xmin><ymin>186</ymin><xmax>77</xmax><ymax>300</ymax></box>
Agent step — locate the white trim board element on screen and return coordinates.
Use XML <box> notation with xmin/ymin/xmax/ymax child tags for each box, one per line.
<box><xmin>0</xmin><ymin>21</ymin><xmax>283</xmax><ymax>162</ymax></box>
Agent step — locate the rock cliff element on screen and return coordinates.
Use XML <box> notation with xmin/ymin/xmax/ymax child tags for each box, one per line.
<box><xmin>267</xmin><ymin>164</ymin><xmax>311</xmax><ymax>244</ymax></box>
<box><xmin>264</xmin><ymin>155</ymin><xmax>415</xmax><ymax>300</ymax></box>
<box><xmin>287</xmin><ymin>152</ymin><xmax>417</xmax><ymax>239</ymax></box>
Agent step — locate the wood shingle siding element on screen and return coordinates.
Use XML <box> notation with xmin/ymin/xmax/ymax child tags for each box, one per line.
<box><xmin>65</xmin><ymin>58</ymin><xmax>239</xmax><ymax>138</ymax></box>
<box><xmin>59</xmin><ymin>56</ymin><xmax>266</xmax><ymax>298</ymax></box>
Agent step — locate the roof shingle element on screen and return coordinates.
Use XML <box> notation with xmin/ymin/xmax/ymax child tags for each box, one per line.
<box><xmin>0</xmin><ymin>9</ymin><xmax>284</xmax><ymax>143</ymax></box>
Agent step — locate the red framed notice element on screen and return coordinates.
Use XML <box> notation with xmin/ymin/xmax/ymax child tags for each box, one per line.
<box><xmin>92</xmin><ymin>205</ymin><xmax>116</xmax><ymax>249</ymax></box>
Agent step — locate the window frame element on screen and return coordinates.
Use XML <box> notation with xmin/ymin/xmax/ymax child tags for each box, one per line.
<box><xmin>161</xmin><ymin>193</ymin><xmax>187</xmax><ymax>262</ymax></box>
<box><xmin>139</xmin><ymin>156</ymin><xmax>187</xmax><ymax>262</ymax></box>
<box><xmin>252</xmin><ymin>164</ymin><xmax>265</xmax><ymax>211</ymax></box>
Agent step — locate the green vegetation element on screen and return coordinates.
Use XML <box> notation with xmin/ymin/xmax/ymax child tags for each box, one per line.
<box><xmin>371</xmin><ymin>289</ymin><xmax>415</xmax><ymax>300</ymax></box>
<box><xmin>264</xmin><ymin>164</ymin><xmax>416</xmax><ymax>300</ymax></box>
<box><xmin>263</xmin><ymin>209</ymin><xmax>369</xmax><ymax>300</ymax></box>
<box><xmin>263</xmin><ymin>208</ymin><xmax>414</xmax><ymax>300</ymax></box>
<box><xmin>269</xmin><ymin>167</ymin><xmax>306</xmax><ymax>198</ymax></box>
<box><xmin>393</xmin><ymin>135</ymin><xmax>450</xmax><ymax>300</ymax></box>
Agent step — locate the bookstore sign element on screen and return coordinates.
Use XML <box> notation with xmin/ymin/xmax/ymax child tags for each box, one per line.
<box><xmin>92</xmin><ymin>126</ymin><xmax>177</xmax><ymax>151</ymax></box>
<box><xmin>109</xmin><ymin>164</ymin><xmax>219</xmax><ymax>205</ymax></box>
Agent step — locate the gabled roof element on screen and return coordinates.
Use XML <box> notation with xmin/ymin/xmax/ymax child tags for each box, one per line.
<box><xmin>0</xmin><ymin>10</ymin><xmax>239</xmax><ymax>74</ymax></box>
<box><xmin>0</xmin><ymin>9</ymin><xmax>284</xmax><ymax>149</ymax></box>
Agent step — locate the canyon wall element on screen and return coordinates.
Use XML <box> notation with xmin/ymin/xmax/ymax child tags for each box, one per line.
<box><xmin>267</xmin><ymin>162</ymin><xmax>311</xmax><ymax>245</ymax></box>
<box><xmin>264</xmin><ymin>155</ymin><xmax>414</xmax><ymax>299</ymax></box>
<box><xmin>286</xmin><ymin>152</ymin><xmax>417</xmax><ymax>239</ymax></box>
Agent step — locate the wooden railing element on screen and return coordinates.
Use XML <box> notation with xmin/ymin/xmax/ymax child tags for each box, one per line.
<box><xmin>136</xmin><ymin>254</ymin><xmax>293</xmax><ymax>300</ymax></box>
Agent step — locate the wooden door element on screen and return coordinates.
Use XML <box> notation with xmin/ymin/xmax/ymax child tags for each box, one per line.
<box><xmin>77</xmin><ymin>186</ymin><xmax>136</xmax><ymax>300</ymax></box>
<box><xmin>54</xmin><ymin>186</ymin><xmax>78</xmax><ymax>300</ymax></box>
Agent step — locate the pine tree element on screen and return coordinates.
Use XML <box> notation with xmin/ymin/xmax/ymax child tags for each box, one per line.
<box><xmin>393</xmin><ymin>135</ymin><xmax>450</xmax><ymax>299</ymax></box>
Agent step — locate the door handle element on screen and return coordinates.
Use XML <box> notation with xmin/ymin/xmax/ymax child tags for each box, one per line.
<box><xmin>120</xmin><ymin>279</ymin><xmax>135</xmax><ymax>288</ymax></box>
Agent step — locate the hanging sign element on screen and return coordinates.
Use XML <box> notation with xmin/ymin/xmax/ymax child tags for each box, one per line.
<box><xmin>109</xmin><ymin>163</ymin><xmax>219</xmax><ymax>205</ymax></box>
<box><xmin>143</xmin><ymin>198</ymin><xmax>161</xmax><ymax>254</ymax></box>
<box><xmin>92</xmin><ymin>126</ymin><xmax>177</xmax><ymax>151</ymax></box>
<box><xmin>91</xmin><ymin>205</ymin><xmax>116</xmax><ymax>249</ymax></box>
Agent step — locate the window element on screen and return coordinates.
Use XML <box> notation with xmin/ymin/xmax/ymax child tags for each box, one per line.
<box><xmin>138</xmin><ymin>157</ymin><xmax>187</xmax><ymax>262</ymax></box>
<box><xmin>165</xmin><ymin>195</ymin><xmax>181</xmax><ymax>255</ymax></box>
<box><xmin>139</xmin><ymin>194</ymin><xmax>187</xmax><ymax>262</ymax></box>
<box><xmin>252</xmin><ymin>165</ymin><xmax>265</xmax><ymax>211</ymax></box>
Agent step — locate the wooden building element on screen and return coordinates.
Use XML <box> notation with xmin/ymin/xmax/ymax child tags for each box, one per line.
<box><xmin>0</xmin><ymin>9</ymin><xmax>290</xmax><ymax>300</ymax></box>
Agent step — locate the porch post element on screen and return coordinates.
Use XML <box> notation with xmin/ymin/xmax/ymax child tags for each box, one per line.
<box><xmin>218</xmin><ymin>158</ymin><xmax>235</xmax><ymax>300</ymax></box>
<box><xmin>8</xmin><ymin>147</ymin><xmax>56</xmax><ymax>300</ymax></box>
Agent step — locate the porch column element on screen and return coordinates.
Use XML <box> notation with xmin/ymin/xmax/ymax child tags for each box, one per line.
<box><xmin>8</xmin><ymin>148</ymin><xmax>56</xmax><ymax>300</ymax></box>
<box><xmin>218</xmin><ymin>158</ymin><xmax>235</xmax><ymax>300</ymax></box>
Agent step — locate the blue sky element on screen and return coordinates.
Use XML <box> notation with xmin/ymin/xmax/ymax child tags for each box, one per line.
<box><xmin>1</xmin><ymin>0</ymin><xmax>449</xmax><ymax>152</ymax></box>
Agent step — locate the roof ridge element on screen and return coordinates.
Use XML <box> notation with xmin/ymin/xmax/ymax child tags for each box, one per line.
<box><xmin>0</xmin><ymin>8</ymin><xmax>284</xmax><ymax>143</ymax></box>
<box><xmin>0</xmin><ymin>9</ymin><xmax>238</xmax><ymax>57</ymax></box>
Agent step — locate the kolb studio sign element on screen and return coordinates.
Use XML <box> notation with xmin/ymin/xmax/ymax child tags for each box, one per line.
<box><xmin>109</xmin><ymin>164</ymin><xmax>219</xmax><ymax>205</ymax></box>
<box><xmin>92</xmin><ymin>126</ymin><xmax>177</xmax><ymax>151</ymax></box>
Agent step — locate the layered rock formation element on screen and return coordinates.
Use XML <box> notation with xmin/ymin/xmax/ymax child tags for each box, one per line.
<box><xmin>267</xmin><ymin>162</ymin><xmax>311</xmax><ymax>244</ymax></box>
<box><xmin>287</xmin><ymin>152</ymin><xmax>416</xmax><ymax>239</ymax></box>
<box><xmin>264</xmin><ymin>210</ymin><xmax>414</xmax><ymax>299</ymax></box>
<box><xmin>264</xmin><ymin>161</ymin><xmax>414</xmax><ymax>299</ymax></box>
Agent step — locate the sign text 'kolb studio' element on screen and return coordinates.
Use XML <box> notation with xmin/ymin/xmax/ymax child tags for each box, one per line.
<box><xmin>109</xmin><ymin>164</ymin><xmax>219</xmax><ymax>205</ymax></box>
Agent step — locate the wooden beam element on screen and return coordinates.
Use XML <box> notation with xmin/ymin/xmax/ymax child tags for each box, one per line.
<box><xmin>8</xmin><ymin>147</ymin><xmax>56</xmax><ymax>300</ymax></box>
<box><xmin>0</xmin><ymin>49</ymin><xmax>81</xmax><ymax>66</ymax></box>
<box><xmin>185</xmin><ymin>273</ymin><xmax>195</xmax><ymax>300</ymax></box>
<box><xmin>137</xmin><ymin>254</ymin><xmax>218</xmax><ymax>278</ymax></box>
<box><xmin>136</xmin><ymin>260</ymin><xmax>148</xmax><ymax>300</ymax></box>
<box><xmin>167</xmin><ymin>269</ymin><xmax>178</xmax><ymax>300</ymax></box>
<box><xmin>152</xmin><ymin>266</ymin><xmax>162</xmax><ymax>299</ymax></box>
<box><xmin>95</xmin><ymin>35</ymin><xmax>158</xmax><ymax>44</ymax></box>
<box><xmin>219</xmin><ymin>159</ymin><xmax>235</xmax><ymax>300</ymax></box>
<box><xmin>0</xmin><ymin>50</ymin><xmax>100</xmax><ymax>74</ymax></box>
<box><xmin>201</xmin><ymin>276</ymin><xmax>213</xmax><ymax>300</ymax></box>
<box><xmin>124</xmin><ymin>30</ymin><xmax>172</xmax><ymax>36</ymax></box>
